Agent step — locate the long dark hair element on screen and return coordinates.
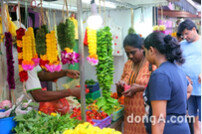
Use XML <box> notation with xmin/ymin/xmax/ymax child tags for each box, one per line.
<box><xmin>144</xmin><ymin>32</ymin><xmax>185</xmax><ymax>64</ymax></box>
<box><xmin>123</xmin><ymin>34</ymin><xmax>144</xmax><ymax>49</ymax></box>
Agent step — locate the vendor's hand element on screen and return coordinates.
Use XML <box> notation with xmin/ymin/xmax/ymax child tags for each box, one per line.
<box><xmin>65</xmin><ymin>70</ymin><xmax>80</xmax><ymax>79</ymax></box>
<box><xmin>115</xmin><ymin>81</ymin><xmax>125</xmax><ymax>97</ymax></box>
<box><xmin>198</xmin><ymin>74</ymin><xmax>201</xmax><ymax>84</ymax></box>
<box><xmin>122</xmin><ymin>83</ymin><xmax>141</xmax><ymax>97</ymax></box>
<box><xmin>69</xmin><ymin>87</ymin><xmax>81</xmax><ymax>99</ymax></box>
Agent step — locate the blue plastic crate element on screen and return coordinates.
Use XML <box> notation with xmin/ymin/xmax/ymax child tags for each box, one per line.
<box><xmin>87</xmin><ymin>82</ymin><xmax>100</xmax><ymax>93</ymax></box>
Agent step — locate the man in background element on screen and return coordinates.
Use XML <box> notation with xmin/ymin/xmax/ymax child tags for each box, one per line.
<box><xmin>178</xmin><ymin>19</ymin><xmax>201</xmax><ymax>134</ymax></box>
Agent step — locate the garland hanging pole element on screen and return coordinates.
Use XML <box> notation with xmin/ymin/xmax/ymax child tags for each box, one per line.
<box><xmin>77</xmin><ymin>0</ymin><xmax>86</xmax><ymax>122</ymax></box>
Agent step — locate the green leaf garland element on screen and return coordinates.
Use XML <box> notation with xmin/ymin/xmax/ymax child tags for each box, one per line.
<box><xmin>35</xmin><ymin>25</ymin><xmax>48</xmax><ymax>55</ymax></box>
<box><xmin>96</xmin><ymin>26</ymin><xmax>114</xmax><ymax>92</ymax></box>
<box><xmin>57</xmin><ymin>18</ymin><xmax>75</xmax><ymax>51</ymax></box>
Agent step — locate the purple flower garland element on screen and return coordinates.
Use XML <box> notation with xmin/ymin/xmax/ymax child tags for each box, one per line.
<box><xmin>5</xmin><ymin>32</ymin><xmax>15</xmax><ymax>90</ymax></box>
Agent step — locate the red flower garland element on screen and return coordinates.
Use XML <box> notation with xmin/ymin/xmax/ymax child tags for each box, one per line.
<box><xmin>5</xmin><ymin>32</ymin><xmax>15</xmax><ymax>89</ymax></box>
<box><xmin>16</xmin><ymin>28</ymin><xmax>28</xmax><ymax>82</ymax></box>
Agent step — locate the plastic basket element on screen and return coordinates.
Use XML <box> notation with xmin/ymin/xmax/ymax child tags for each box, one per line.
<box><xmin>87</xmin><ymin>82</ymin><xmax>100</xmax><ymax>93</ymax></box>
<box><xmin>86</xmin><ymin>90</ymin><xmax>101</xmax><ymax>100</ymax></box>
<box><xmin>0</xmin><ymin>116</ymin><xmax>16</xmax><ymax>134</ymax></box>
<box><xmin>0</xmin><ymin>109</ymin><xmax>5</xmax><ymax>112</ymax></box>
<box><xmin>112</xmin><ymin>106</ymin><xmax>124</xmax><ymax>121</ymax></box>
<box><xmin>93</xmin><ymin>115</ymin><xmax>112</xmax><ymax>129</ymax></box>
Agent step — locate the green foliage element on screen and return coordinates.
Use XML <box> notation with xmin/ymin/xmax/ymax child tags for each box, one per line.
<box><xmin>57</xmin><ymin>19</ymin><xmax>75</xmax><ymax>51</ymax></box>
<box><xmin>66</xmin><ymin>19</ymin><xmax>75</xmax><ymax>49</ymax></box>
<box><xmin>128</xmin><ymin>27</ymin><xmax>136</xmax><ymax>34</ymax></box>
<box><xmin>96</xmin><ymin>90</ymin><xmax>120</xmax><ymax>116</ymax></box>
<box><xmin>85</xmin><ymin>79</ymin><xmax>96</xmax><ymax>85</ymax></box>
<box><xmin>35</xmin><ymin>25</ymin><xmax>48</xmax><ymax>55</ymax></box>
<box><xmin>57</xmin><ymin>22</ymin><xmax>67</xmax><ymax>51</ymax></box>
<box><xmin>14</xmin><ymin>110</ymin><xmax>81</xmax><ymax>134</ymax></box>
<box><xmin>96</xmin><ymin>26</ymin><xmax>114</xmax><ymax>92</ymax></box>
<box><xmin>86</xmin><ymin>98</ymin><xmax>94</xmax><ymax>105</ymax></box>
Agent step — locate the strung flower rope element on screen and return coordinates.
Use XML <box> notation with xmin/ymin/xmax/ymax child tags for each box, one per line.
<box><xmin>57</xmin><ymin>19</ymin><xmax>79</xmax><ymax>65</ymax></box>
<box><xmin>16</xmin><ymin>28</ymin><xmax>28</xmax><ymax>82</ymax></box>
<box><xmin>22</xmin><ymin>28</ymin><xmax>36</xmax><ymax>71</ymax></box>
<box><xmin>5</xmin><ymin>32</ymin><xmax>15</xmax><ymax>90</ymax></box>
<box><xmin>25</xmin><ymin>27</ymin><xmax>40</xmax><ymax>66</ymax></box>
<box><xmin>45</xmin><ymin>31</ymin><xmax>62</xmax><ymax>72</ymax></box>
<box><xmin>86</xmin><ymin>27</ymin><xmax>98</xmax><ymax>66</ymax></box>
<box><xmin>153</xmin><ymin>25</ymin><xmax>166</xmax><ymax>34</ymax></box>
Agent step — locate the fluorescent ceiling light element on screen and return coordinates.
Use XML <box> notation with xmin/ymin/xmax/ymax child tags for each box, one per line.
<box><xmin>82</xmin><ymin>0</ymin><xmax>117</xmax><ymax>9</ymax></box>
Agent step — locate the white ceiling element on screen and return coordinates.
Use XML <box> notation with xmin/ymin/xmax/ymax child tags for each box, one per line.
<box><xmin>8</xmin><ymin>0</ymin><xmax>169</xmax><ymax>11</ymax></box>
<box><xmin>27</xmin><ymin>0</ymin><xmax>169</xmax><ymax>9</ymax></box>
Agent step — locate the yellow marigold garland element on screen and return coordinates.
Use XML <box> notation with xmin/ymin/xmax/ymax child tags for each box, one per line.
<box><xmin>153</xmin><ymin>25</ymin><xmax>166</xmax><ymax>34</ymax></box>
<box><xmin>22</xmin><ymin>35</ymin><xmax>35</xmax><ymax>70</ymax></box>
<box><xmin>45</xmin><ymin>31</ymin><xmax>61</xmax><ymax>72</ymax></box>
<box><xmin>86</xmin><ymin>27</ymin><xmax>98</xmax><ymax>66</ymax></box>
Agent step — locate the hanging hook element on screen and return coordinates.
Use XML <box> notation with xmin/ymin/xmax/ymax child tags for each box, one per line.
<box><xmin>30</xmin><ymin>0</ymin><xmax>37</xmax><ymax>8</ymax></box>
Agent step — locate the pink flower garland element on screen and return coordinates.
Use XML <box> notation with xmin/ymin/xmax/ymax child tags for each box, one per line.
<box><xmin>61</xmin><ymin>50</ymin><xmax>80</xmax><ymax>65</ymax></box>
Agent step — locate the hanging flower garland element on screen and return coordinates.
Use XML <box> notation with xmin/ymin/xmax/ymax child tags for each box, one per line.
<box><xmin>61</xmin><ymin>48</ymin><xmax>79</xmax><ymax>65</ymax></box>
<box><xmin>22</xmin><ymin>27</ymin><xmax>39</xmax><ymax>71</ymax></box>
<box><xmin>96</xmin><ymin>26</ymin><xmax>114</xmax><ymax>91</ymax></box>
<box><xmin>45</xmin><ymin>30</ymin><xmax>62</xmax><ymax>72</ymax></box>
<box><xmin>5</xmin><ymin>32</ymin><xmax>15</xmax><ymax>90</ymax></box>
<box><xmin>22</xmin><ymin>35</ymin><xmax>34</xmax><ymax>71</ymax></box>
<box><xmin>36</xmin><ymin>25</ymin><xmax>49</xmax><ymax>70</ymax></box>
<box><xmin>16</xmin><ymin>28</ymin><xmax>28</xmax><ymax>82</ymax></box>
<box><xmin>153</xmin><ymin>25</ymin><xmax>166</xmax><ymax>33</ymax></box>
<box><xmin>57</xmin><ymin>19</ymin><xmax>79</xmax><ymax>65</ymax></box>
<box><xmin>25</xmin><ymin>27</ymin><xmax>40</xmax><ymax>66</ymax></box>
<box><xmin>86</xmin><ymin>27</ymin><xmax>98</xmax><ymax>66</ymax></box>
